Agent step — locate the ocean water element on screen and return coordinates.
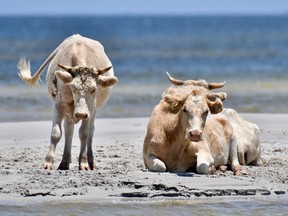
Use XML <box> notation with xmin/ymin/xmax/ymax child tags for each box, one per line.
<box><xmin>1</xmin><ymin>15</ymin><xmax>288</xmax><ymax>215</ymax></box>
<box><xmin>0</xmin><ymin>15</ymin><xmax>288</xmax><ymax>122</ymax></box>
<box><xmin>1</xmin><ymin>196</ymin><xmax>288</xmax><ymax>216</ymax></box>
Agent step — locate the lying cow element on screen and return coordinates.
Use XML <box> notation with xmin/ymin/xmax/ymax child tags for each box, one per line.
<box><xmin>143</xmin><ymin>84</ymin><xmax>243</xmax><ymax>175</ymax></box>
<box><xmin>167</xmin><ymin>73</ymin><xmax>264</xmax><ymax>166</ymax></box>
<box><xmin>18</xmin><ymin>34</ymin><xmax>118</xmax><ymax>170</ymax></box>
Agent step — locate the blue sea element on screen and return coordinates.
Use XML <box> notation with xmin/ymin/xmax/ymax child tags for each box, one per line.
<box><xmin>1</xmin><ymin>15</ymin><xmax>288</xmax><ymax>215</ymax></box>
<box><xmin>0</xmin><ymin>15</ymin><xmax>288</xmax><ymax>122</ymax></box>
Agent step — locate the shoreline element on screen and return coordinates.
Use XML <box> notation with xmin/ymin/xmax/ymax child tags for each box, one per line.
<box><xmin>0</xmin><ymin>113</ymin><xmax>287</xmax><ymax>205</ymax></box>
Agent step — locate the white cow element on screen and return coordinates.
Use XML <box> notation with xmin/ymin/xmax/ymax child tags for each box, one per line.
<box><xmin>18</xmin><ymin>34</ymin><xmax>118</xmax><ymax>170</ymax></box>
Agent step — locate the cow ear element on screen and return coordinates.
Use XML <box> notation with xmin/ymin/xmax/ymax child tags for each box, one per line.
<box><xmin>98</xmin><ymin>75</ymin><xmax>118</xmax><ymax>88</ymax></box>
<box><xmin>55</xmin><ymin>70</ymin><xmax>73</xmax><ymax>83</ymax></box>
<box><xmin>214</xmin><ymin>92</ymin><xmax>227</xmax><ymax>101</ymax></box>
<box><xmin>164</xmin><ymin>90</ymin><xmax>184</xmax><ymax>111</ymax></box>
<box><xmin>206</xmin><ymin>92</ymin><xmax>227</xmax><ymax>114</ymax></box>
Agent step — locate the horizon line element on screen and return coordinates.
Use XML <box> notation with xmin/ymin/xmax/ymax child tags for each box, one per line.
<box><xmin>1</xmin><ymin>11</ymin><xmax>288</xmax><ymax>17</ymax></box>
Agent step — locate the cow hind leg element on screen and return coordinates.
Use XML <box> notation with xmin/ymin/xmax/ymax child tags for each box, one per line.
<box><xmin>146</xmin><ymin>155</ymin><xmax>166</xmax><ymax>172</ymax></box>
<box><xmin>229</xmin><ymin>136</ymin><xmax>247</xmax><ymax>175</ymax></box>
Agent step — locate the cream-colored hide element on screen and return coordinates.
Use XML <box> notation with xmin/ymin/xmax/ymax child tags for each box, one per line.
<box><xmin>18</xmin><ymin>34</ymin><xmax>118</xmax><ymax>170</ymax></box>
<box><xmin>143</xmin><ymin>85</ymin><xmax>243</xmax><ymax>175</ymax></box>
<box><xmin>166</xmin><ymin>73</ymin><xmax>263</xmax><ymax>167</ymax></box>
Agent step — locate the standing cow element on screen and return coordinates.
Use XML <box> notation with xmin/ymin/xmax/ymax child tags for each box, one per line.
<box><xmin>18</xmin><ymin>34</ymin><xmax>118</xmax><ymax>170</ymax></box>
<box><xmin>143</xmin><ymin>85</ymin><xmax>243</xmax><ymax>175</ymax></box>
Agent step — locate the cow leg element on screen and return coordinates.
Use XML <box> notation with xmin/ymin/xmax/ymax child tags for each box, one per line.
<box><xmin>87</xmin><ymin>112</ymin><xmax>96</xmax><ymax>170</ymax></box>
<box><xmin>43</xmin><ymin>104</ymin><xmax>64</xmax><ymax>170</ymax></box>
<box><xmin>196</xmin><ymin>151</ymin><xmax>213</xmax><ymax>174</ymax></box>
<box><xmin>229</xmin><ymin>136</ymin><xmax>246</xmax><ymax>175</ymax></box>
<box><xmin>58</xmin><ymin>117</ymin><xmax>74</xmax><ymax>170</ymax></box>
<box><xmin>146</xmin><ymin>155</ymin><xmax>167</xmax><ymax>172</ymax></box>
<box><xmin>78</xmin><ymin>119</ymin><xmax>91</xmax><ymax>170</ymax></box>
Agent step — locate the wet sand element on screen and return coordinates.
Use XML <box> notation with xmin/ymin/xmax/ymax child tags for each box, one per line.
<box><xmin>0</xmin><ymin>113</ymin><xmax>287</xmax><ymax>204</ymax></box>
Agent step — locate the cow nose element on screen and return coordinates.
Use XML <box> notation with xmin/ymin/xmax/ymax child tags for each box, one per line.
<box><xmin>189</xmin><ymin>130</ymin><xmax>203</xmax><ymax>142</ymax></box>
<box><xmin>75</xmin><ymin>112</ymin><xmax>88</xmax><ymax>120</ymax></box>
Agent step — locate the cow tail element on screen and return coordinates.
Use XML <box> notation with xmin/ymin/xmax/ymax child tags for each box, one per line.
<box><xmin>17</xmin><ymin>46</ymin><xmax>58</xmax><ymax>87</ymax></box>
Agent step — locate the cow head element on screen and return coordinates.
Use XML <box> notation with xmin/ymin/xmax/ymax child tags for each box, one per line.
<box><xmin>55</xmin><ymin>64</ymin><xmax>117</xmax><ymax>121</ymax></box>
<box><xmin>166</xmin><ymin>72</ymin><xmax>225</xmax><ymax>90</ymax></box>
<box><xmin>164</xmin><ymin>86</ymin><xmax>226</xmax><ymax>142</ymax></box>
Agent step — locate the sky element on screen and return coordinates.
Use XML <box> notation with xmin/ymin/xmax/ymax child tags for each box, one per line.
<box><xmin>0</xmin><ymin>0</ymin><xmax>288</xmax><ymax>16</ymax></box>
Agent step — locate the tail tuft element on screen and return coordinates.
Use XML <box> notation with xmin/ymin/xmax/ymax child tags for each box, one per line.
<box><xmin>17</xmin><ymin>57</ymin><xmax>41</xmax><ymax>87</ymax></box>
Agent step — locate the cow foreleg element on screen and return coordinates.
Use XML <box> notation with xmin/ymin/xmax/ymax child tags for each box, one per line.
<box><xmin>196</xmin><ymin>151</ymin><xmax>214</xmax><ymax>174</ymax></box>
<box><xmin>145</xmin><ymin>154</ymin><xmax>167</xmax><ymax>172</ymax></box>
<box><xmin>78</xmin><ymin>119</ymin><xmax>90</xmax><ymax>170</ymax></box>
<box><xmin>58</xmin><ymin>117</ymin><xmax>74</xmax><ymax>170</ymax></box>
<box><xmin>44</xmin><ymin>106</ymin><xmax>64</xmax><ymax>170</ymax></box>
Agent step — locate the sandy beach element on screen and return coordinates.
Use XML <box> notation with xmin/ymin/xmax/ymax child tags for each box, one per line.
<box><xmin>0</xmin><ymin>113</ymin><xmax>287</xmax><ymax>205</ymax></box>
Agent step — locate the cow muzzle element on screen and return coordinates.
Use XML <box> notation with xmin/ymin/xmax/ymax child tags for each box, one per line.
<box><xmin>74</xmin><ymin>112</ymin><xmax>88</xmax><ymax>120</ymax></box>
<box><xmin>74</xmin><ymin>98</ymin><xmax>90</xmax><ymax>120</ymax></box>
<box><xmin>189</xmin><ymin>129</ymin><xmax>203</xmax><ymax>142</ymax></box>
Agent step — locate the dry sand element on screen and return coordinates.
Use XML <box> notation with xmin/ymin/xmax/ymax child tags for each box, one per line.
<box><xmin>0</xmin><ymin>113</ymin><xmax>287</xmax><ymax>204</ymax></box>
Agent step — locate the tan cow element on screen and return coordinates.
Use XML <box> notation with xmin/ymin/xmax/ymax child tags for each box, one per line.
<box><xmin>18</xmin><ymin>34</ymin><xmax>118</xmax><ymax>170</ymax></box>
<box><xmin>143</xmin><ymin>85</ymin><xmax>243</xmax><ymax>175</ymax></box>
<box><xmin>167</xmin><ymin>73</ymin><xmax>264</xmax><ymax>166</ymax></box>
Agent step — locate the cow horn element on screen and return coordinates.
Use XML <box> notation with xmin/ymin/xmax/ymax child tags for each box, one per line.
<box><xmin>97</xmin><ymin>66</ymin><xmax>112</xmax><ymax>75</ymax></box>
<box><xmin>208</xmin><ymin>81</ymin><xmax>226</xmax><ymax>90</ymax></box>
<box><xmin>57</xmin><ymin>64</ymin><xmax>73</xmax><ymax>73</ymax></box>
<box><xmin>166</xmin><ymin>72</ymin><xmax>184</xmax><ymax>85</ymax></box>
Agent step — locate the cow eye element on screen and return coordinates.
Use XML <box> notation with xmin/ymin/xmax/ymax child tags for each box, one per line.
<box><xmin>203</xmin><ymin>110</ymin><xmax>209</xmax><ymax>117</ymax></box>
<box><xmin>183</xmin><ymin>106</ymin><xmax>188</xmax><ymax>113</ymax></box>
<box><xmin>90</xmin><ymin>88</ymin><xmax>96</xmax><ymax>94</ymax></box>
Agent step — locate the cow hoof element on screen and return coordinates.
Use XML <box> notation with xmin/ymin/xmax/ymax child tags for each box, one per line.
<box><xmin>234</xmin><ymin>169</ymin><xmax>248</xmax><ymax>176</ymax></box>
<box><xmin>79</xmin><ymin>163</ymin><xmax>91</xmax><ymax>171</ymax></box>
<box><xmin>233</xmin><ymin>165</ymin><xmax>247</xmax><ymax>176</ymax></box>
<box><xmin>209</xmin><ymin>166</ymin><xmax>216</xmax><ymax>174</ymax></box>
<box><xmin>89</xmin><ymin>163</ymin><xmax>97</xmax><ymax>170</ymax></box>
<box><xmin>58</xmin><ymin>161</ymin><xmax>70</xmax><ymax>170</ymax></box>
<box><xmin>219</xmin><ymin>165</ymin><xmax>227</xmax><ymax>173</ymax></box>
<box><xmin>43</xmin><ymin>162</ymin><xmax>53</xmax><ymax>170</ymax></box>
